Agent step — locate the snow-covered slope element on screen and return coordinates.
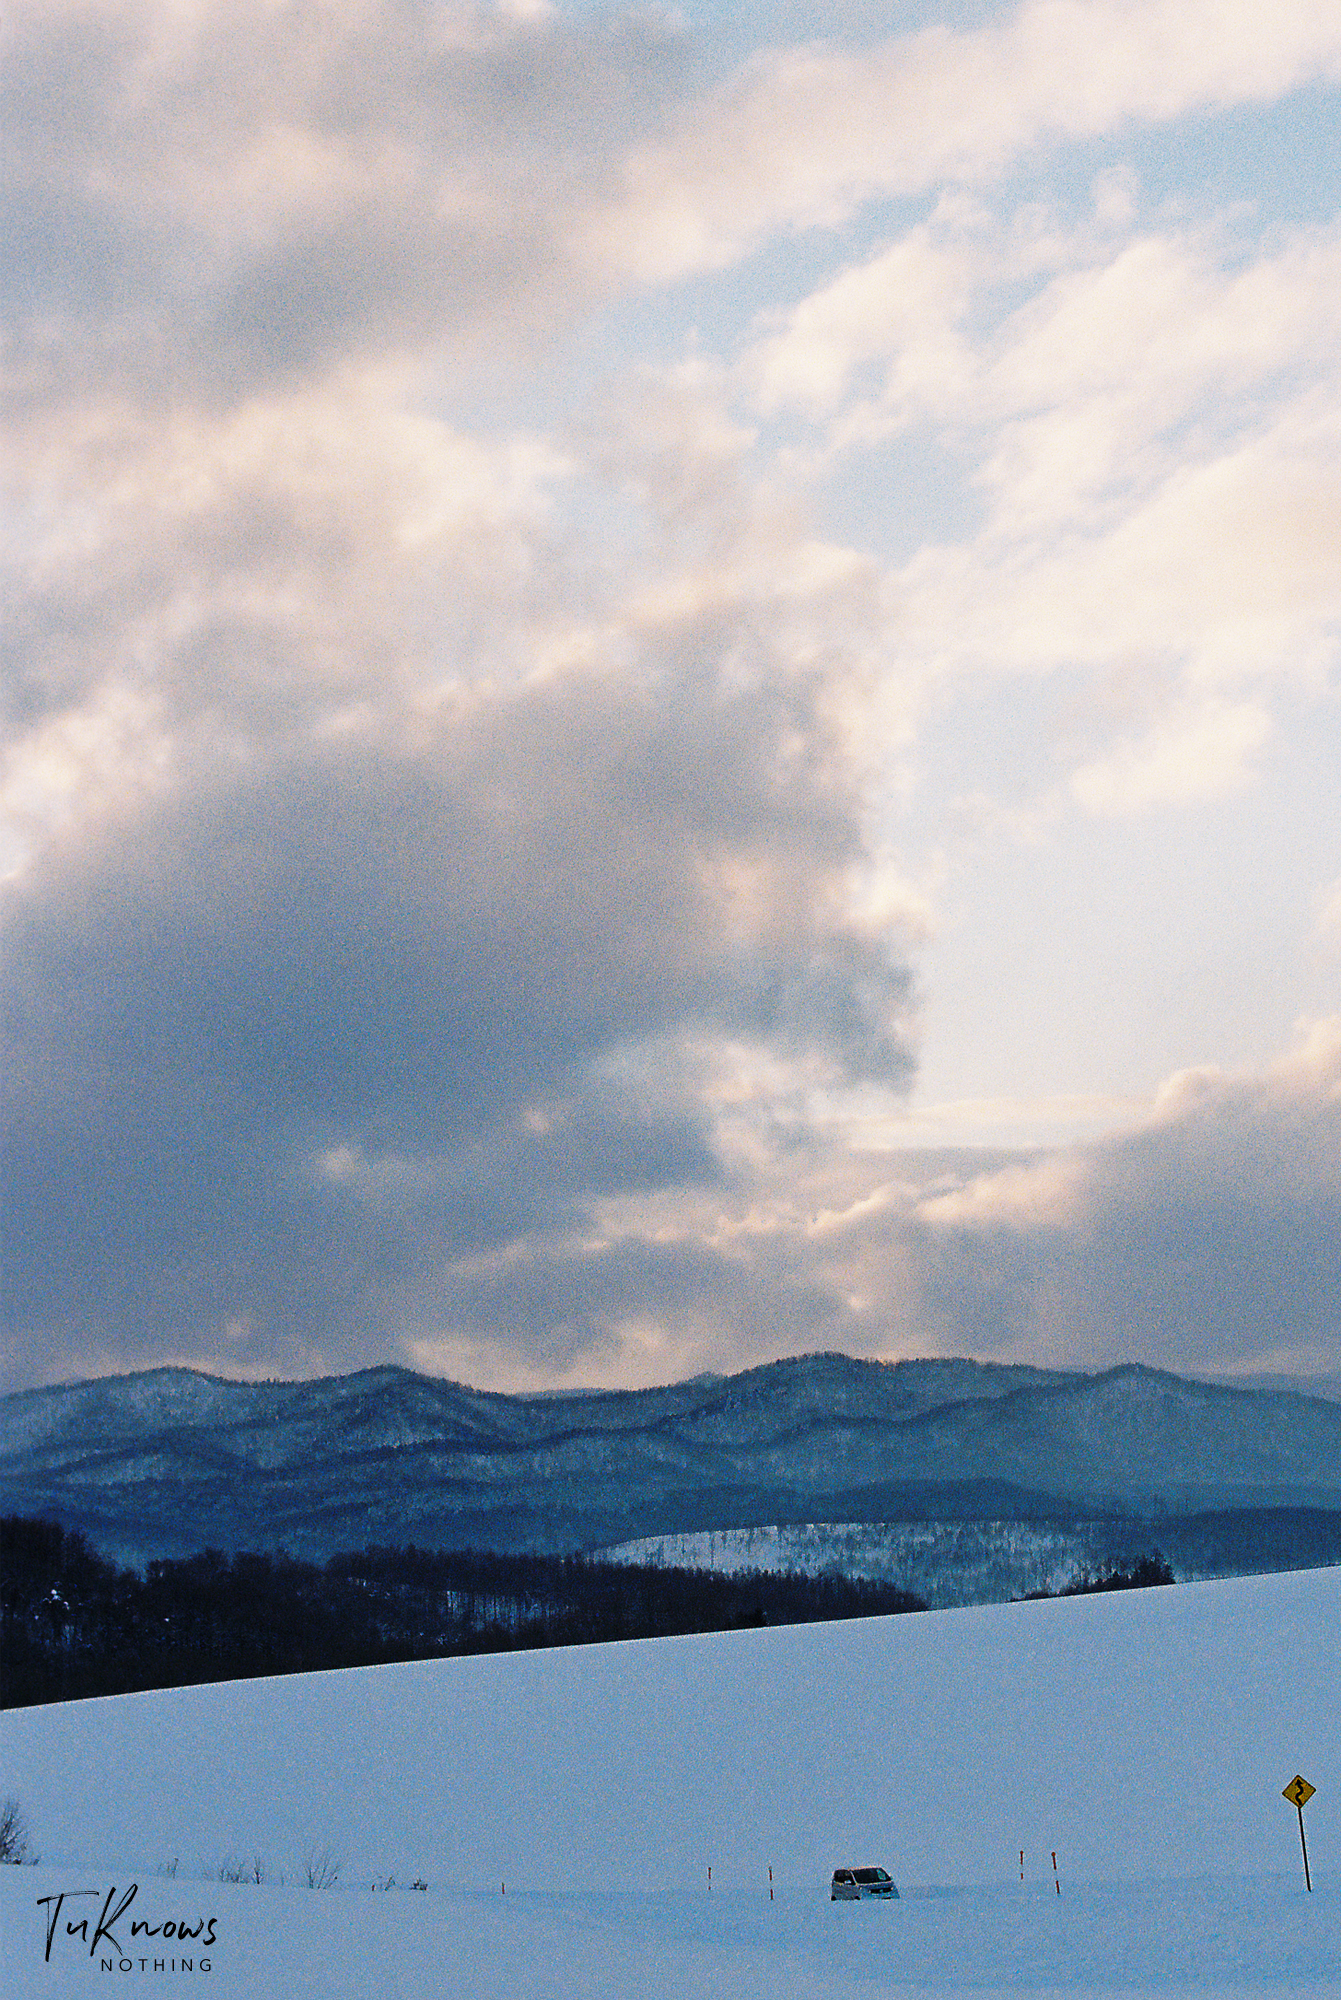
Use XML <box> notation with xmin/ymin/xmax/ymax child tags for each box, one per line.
<box><xmin>1</xmin><ymin>1568</ymin><xmax>1336</xmax><ymax>1995</ymax></box>
<box><xmin>598</xmin><ymin>1518</ymin><xmax>1110</xmax><ymax>1605</ymax></box>
<box><xmin>598</xmin><ymin>1514</ymin><xmax>1341</xmax><ymax>1606</ymax></box>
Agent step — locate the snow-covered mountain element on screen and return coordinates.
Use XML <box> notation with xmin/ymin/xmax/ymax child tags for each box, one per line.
<box><xmin>3</xmin><ymin>1353</ymin><xmax>1340</xmax><ymax>1565</ymax></box>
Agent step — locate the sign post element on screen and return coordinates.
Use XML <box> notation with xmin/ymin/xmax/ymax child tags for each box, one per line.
<box><xmin>1282</xmin><ymin>1775</ymin><xmax>1316</xmax><ymax>1892</ymax></box>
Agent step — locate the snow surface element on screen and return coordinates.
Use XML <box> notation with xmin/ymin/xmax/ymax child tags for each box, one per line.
<box><xmin>2</xmin><ymin>1567</ymin><xmax>1336</xmax><ymax>1995</ymax></box>
<box><xmin>597</xmin><ymin>1518</ymin><xmax>1103</xmax><ymax>1606</ymax></box>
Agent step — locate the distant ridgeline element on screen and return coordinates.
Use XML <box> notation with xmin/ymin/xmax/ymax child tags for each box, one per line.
<box><xmin>3</xmin><ymin>1353</ymin><xmax>1340</xmax><ymax>1567</ymax></box>
<box><xmin>0</xmin><ymin>1517</ymin><xmax>927</xmax><ymax>1708</ymax></box>
<box><xmin>5</xmin><ymin>1349</ymin><xmax>1341</xmax><ymax>1703</ymax></box>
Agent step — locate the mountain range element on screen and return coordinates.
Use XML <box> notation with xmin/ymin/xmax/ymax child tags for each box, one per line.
<box><xmin>4</xmin><ymin>1353</ymin><xmax>1340</xmax><ymax>1567</ymax></box>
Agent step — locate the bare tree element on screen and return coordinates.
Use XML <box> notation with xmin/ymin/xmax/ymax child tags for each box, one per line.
<box><xmin>304</xmin><ymin>1846</ymin><xmax>340</xmax><ymax>1889</ymax></box>
<box><xmin>0</xmin><ymin>1798</ymin><xmax>33</xmax><ymax>1865</ymax></box>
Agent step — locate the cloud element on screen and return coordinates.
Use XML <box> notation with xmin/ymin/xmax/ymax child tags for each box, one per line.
<box><xmin>2</xmin><ymin>361</ymin><xmax>567</xmax><ymax>791</ymax></box>
<box><xmin>913</xmin><ymin>1021</ymin><xmax>1341</xmax><ymax>1375</ymax></box>
<box><xmin>743</xmin><ymin>203</ymin><xmax>1341</xmax><ymax>812</ymax></box>
<box><xmin>0</xmin><ymin>0</ymin><xmax>927</xmax><ymax>1393</ymax></box>
<box><xmin>747</xmin><ymin>225</ymin><xmax>973</xmax><ymax>420</ymax></box>
<box><xmin>1068</xmin><ymin>697</ymin><xmax>1272</xmax><ymax>813</ymax></box>
<box><xmin>576</xmin><ymin>0</ymin><xmax>1341</xmax><ymax>278</ymax></box>
<box><xmin>382</xmin><ymin>1020</ymin><xmax>1341</xmax><ymax>1391</ymax></box>
<box><xmin>1</xmin><ymin>493</ymin><xmax>920</xmax><ymax>1388</ymax></box>
<box><xmin>1</xmin><ymin>0</ymin><xmax>695</xmax><ymax>401</ymax></box>
<box><xmin>3</xmin><ymin>0</ymin><xmax>1338</xmax><ymax>1395</ymax></box>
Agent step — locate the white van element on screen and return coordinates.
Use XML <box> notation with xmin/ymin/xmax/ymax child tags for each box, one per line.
<box><xmin>831</xmin><ymin>1867</ymin><xmax>898</xmax><ymax>1900</ymax></box>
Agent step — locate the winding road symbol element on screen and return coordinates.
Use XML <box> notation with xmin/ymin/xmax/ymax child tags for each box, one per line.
<box><xmin>1283</xmin><ymin>1775</ymin><xmax>1316</xmax><ymax>1891</ymax></box>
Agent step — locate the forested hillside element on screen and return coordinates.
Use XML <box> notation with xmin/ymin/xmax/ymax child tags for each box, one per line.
<box><xmin>0</xmin><ymin>1517</ymin><xmax>924</xmax><ymax>1708</ymax></box>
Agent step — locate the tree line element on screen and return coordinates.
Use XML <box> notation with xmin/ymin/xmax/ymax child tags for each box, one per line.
<box><xmin>1018</xmin><ymin>1553</ymin><xmax>1176</xmax><ymax>1599</ymax></box>
<box><xmin>0</xmin><ymin>1516</ymin><xmax>925</xmax><ymax>1708</ymax></box>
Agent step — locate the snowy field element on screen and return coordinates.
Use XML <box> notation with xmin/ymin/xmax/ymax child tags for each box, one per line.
<box><xmin>1</xmin><ymin>1566</ymin><xmax>1336</xmax><ymax>1996</ymax></box>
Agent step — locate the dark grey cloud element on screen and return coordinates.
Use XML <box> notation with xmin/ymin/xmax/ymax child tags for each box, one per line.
<box><xmin>405</xmin><ymin>1227</ymin><xmax>852</xmax><ymax>1385</ymax></box>
<box><xmin>401</xmin><ymin>1031</ymin><xmax>1341</xmax><ymax>1391</ymax></box>
<box><xmin>909</xmin><ymin>1036</ymin><xmax>1341</xmax><ymax>1376</ymax></box>
<box><xmin>1</xmin><ymin>0</ymin><xmax>921</xmax><ymax>1393</ymax></box>
<box><xmin>2</xmin><ymin>649</ymin><xmax>915</xmax><ymax>1387</ymax></box>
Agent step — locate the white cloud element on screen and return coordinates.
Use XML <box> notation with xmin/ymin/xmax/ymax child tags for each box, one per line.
<box><xmin>576</xmin><ymin>0</ymin><xmax>1341</xmax><ymax>278</ymax></box>
<box><xmin>742</xmin><ymin>207</ymin><xmax>1341</xmax><ymax>812</ymax></box>
<box><xmin>916</xmin><ymin>1150</ymin><xmax>1091</xmax><ymax>1230</ymax></box>
<box><xmin>1068</xmin><ymin>697</ymin><xmax>1272</xmax><ymax>813</ymax></box>
<box><xmin>747</xmin><ymin>226</ymin><xmax>974</xmax><ymax>419</ymax></box>
<box><xmin>2</xmin><ymin>361</ymin><xmax>574</xmax><ymax>869</ymax></box>
<box><xmin>377</xmin><ymin>1019</ymin><xmax>1341</xmax><ymax>1388</ymax></box>
<box><xmin>2</xmin><ymin>312</ymin><xmax>927</xmax><ymax>1393</ymax></box>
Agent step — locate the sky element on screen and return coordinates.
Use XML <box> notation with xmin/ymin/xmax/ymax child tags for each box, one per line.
<box><xmin>2</xmin><ymin>0</ymin><xmax>1339</xmax><ymax>1398</ymax></box>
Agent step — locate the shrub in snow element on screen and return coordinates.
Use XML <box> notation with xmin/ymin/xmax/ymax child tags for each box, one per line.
<box><xmin>211</xmin><ymin>1854</ymin><xmax>268</xmax><ymax>1883</ymax></box>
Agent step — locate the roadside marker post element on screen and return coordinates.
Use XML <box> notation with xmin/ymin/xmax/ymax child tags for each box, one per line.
<box><xmin>768</xmin><ymin>1866</ymin><xmax>774</xmax><ymax>1902</ymax></box>
<box><xmin>1051</xmin><ymin>1851</ymin><xmax>1060</xmax><ymax>1897</ymax></box>
<box><xmin>1019</xmin><ymin>1850</ymin><xmax>1024</xmax><ymax>1882</ymax></box>
<box><xmin>1283</xmin><ymin>1776</ymin><xmax>1316</xmax><ymax>1892</ymax></box>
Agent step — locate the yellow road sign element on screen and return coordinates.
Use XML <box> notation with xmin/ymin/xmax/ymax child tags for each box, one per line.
<box><xmin>1283</xmin><ymin>1776</ymin><xmax>1316</xmax><ymax>1809</ymax></box>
